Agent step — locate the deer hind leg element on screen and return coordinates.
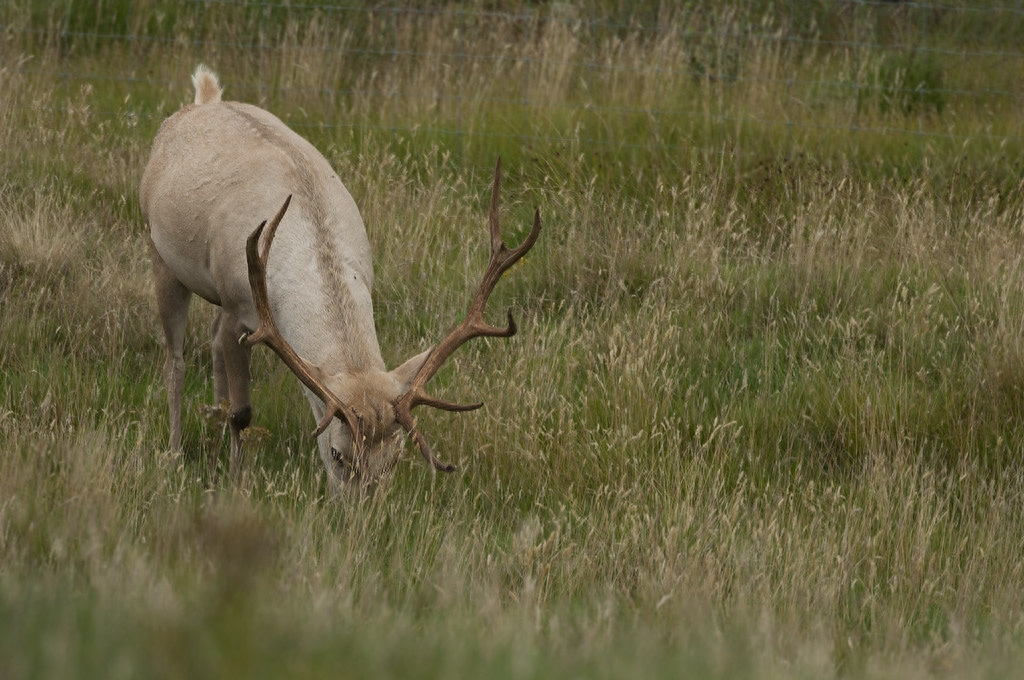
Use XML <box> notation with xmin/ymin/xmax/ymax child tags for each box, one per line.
<box><xmin>211</xmin><ymin>311</ymin><xmax>253</xmax><ymax>484</ymax></box>
<box><xmin>150</xmin><ymin>238</ymin><xmax>192</xmax><ymax>453</ymax></box>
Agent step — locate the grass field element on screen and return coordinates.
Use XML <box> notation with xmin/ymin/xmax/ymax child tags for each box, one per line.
<box><xmin>4</xmin><ymin>1</ymin><xmax>1024</xmax><ymax>677</ymax></box>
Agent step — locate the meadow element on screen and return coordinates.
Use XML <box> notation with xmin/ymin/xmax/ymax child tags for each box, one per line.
<box><xmin>3</xmin><ymin>1</ymin><xmax>1024</xmax><ymax>677</ymax></box>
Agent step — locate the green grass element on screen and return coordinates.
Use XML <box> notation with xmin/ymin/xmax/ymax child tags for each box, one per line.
<box><xmin>4</xmin><ymin>1</ymin><xmax>1024</xmax><ymax>678</ymax></box>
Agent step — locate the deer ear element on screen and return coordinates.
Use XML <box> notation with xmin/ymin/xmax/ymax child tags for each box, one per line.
<box><xmin>390</xmin><ymin>348</ymin><xmax>432</xmax><ymax>392</ymax></box>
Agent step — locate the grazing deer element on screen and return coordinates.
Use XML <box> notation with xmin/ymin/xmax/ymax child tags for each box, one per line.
<box><xmin>140</xmin><ymin>65</ymin><xmax>540</xmax><ymax>493</ymax></box>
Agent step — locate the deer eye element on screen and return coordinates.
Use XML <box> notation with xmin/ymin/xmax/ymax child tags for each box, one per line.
<box><xmin>331</xmin><ymin>447</ymin><xmax>353</xmax><ymax>468</ymax></box>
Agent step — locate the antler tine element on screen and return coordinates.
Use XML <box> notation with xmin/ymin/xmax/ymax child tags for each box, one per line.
<box><xmin>241</xmin><ymin>195</ymin><xmax>364</xmax><ymax>446</ymax></box>
<box><xmin>393</xmin><ymin>409</ymin><xmax>457</xmax><ymax>473</ymax></box>
<box><xmin>489</xmin><ymin>156</ymin><xmax>505</xmax><ymax>254</ymax></box>
<box><xmin>258</xmin><ymin>191</ymin><xmax>291</xmax><ymax>264</ymax></box>
<box><xmin>393</xmin><ymin>157</ymin><xmax>541</xmax><ymax>471</ymax></box>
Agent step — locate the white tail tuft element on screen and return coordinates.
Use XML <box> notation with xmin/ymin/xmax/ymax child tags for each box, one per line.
<box><xmin>192</xmin><ymin>64</ymin><xmax>222</xmax><ymax>105</ymax></box>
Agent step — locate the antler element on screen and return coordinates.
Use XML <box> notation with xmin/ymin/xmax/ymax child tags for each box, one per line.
<box><xmin>240</xmin><ymin>195</ymin><xmax>364</xmax><ymax>448</ymax></box>
<box><xmin>392</xmin><ymin>158</ymin><xmax>541</xmax><ymax>472</ymax></box>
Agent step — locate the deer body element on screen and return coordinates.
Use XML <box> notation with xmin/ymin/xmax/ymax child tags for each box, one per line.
<box><xmin>143</xmin><ymin>77</ymin><xmax>377</xmax><ymax>370</ymax></box>
<box><xmin>141</xmin><ymin>66</ymin><xmax>539</xmax><ymax>493</ymax></box>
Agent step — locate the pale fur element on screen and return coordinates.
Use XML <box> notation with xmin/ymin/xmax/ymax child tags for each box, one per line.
<box><xmin>192</xmin><ymin>64</ymin><xmax>222</xmax><ymax>105</ymax></box>
<box><xmin>141</xmin><ymin>66</ymin><xmax>430</xmax><ymax>493</ymax></box>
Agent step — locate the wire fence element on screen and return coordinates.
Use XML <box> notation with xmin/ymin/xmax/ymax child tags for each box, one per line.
<box><xmin>3</xmin><ymin>1</ymin><xmax>1024</xmax><ymax>170</ymax></box>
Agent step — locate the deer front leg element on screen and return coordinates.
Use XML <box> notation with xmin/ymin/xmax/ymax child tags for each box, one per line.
<box><xmin>211</xmin><ymin>311</ymin><xmax>254</xmax><ymax>484</ymax></box>
<box><xmin>211</xmin><ymin>310</ymin><xmax>230</xmax><ymax>411</ymax></box>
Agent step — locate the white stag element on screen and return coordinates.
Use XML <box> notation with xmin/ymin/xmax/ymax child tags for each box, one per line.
<box><xmin>140</xmin><ymin>66</ymin><xmax>540</xmax><ymax>492</ymax></box>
